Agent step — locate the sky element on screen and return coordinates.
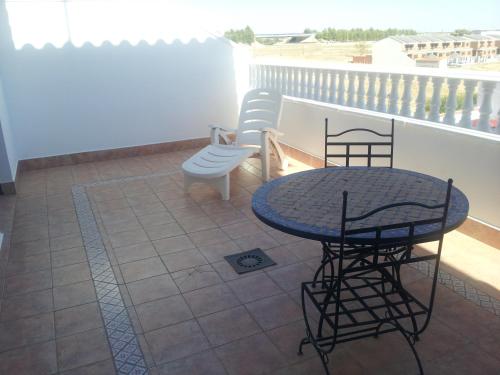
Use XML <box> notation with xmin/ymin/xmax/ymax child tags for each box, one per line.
<box><xmin>184</xmin><ymin>0</ymin><xmax>500</xmax><ymax>34</ymax></box>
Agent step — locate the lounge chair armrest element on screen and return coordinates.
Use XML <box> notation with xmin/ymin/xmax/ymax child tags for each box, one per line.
<box><xmin>260</xmin><ymin>127</ymin><xmax>284</xmax><ymax>137</ymax></box>
<box><xmin>208</xmin><ymin>124</ymin><xmax>237</xmax><ymax>134</ymax></box>
<box><xmin>209</xmin><ymin>124</ymin><xmax>235</xmax><ymax>145</ymax></box>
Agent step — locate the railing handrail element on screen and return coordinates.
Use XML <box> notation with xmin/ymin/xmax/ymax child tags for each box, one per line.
<box><xmin>252</xmin><ymin>58</ymin><xmax>500</xmax><ymax>83</ymax></box>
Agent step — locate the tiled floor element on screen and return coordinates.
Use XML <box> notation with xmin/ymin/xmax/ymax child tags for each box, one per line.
<box><xmin>0</xmin><ymin>149</ymin><xmax>499</xmax><ymax>374</ymax></box>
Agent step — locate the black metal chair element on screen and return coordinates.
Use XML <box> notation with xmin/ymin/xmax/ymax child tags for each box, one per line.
<box><xmin>298</xmin><ymin>179</ymin><xmax>453</xmax><ymax>375</ymax></box>
<box><xmin>324</xmin><ymin>118</ymin><xmax>394</xmax><ymax>168</ymax></box>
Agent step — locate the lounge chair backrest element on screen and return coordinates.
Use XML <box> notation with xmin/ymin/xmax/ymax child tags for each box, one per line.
<box><xmin>235</xmin><ymin>89</ymin><xmax>283</xmax><ymax>147</ymax></box>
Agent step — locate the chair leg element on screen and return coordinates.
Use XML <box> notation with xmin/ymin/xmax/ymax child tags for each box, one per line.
<box><xmin>183</xmin><ymin>174</ymin><xmax>195</xmax><ymax>194</ymax></box>
<box><xmin>209</xmin><ymin>174</ymin><xmax>230</xmax><ymax>200</ymax></box>
<box><xmin>270</xmin><ymin>137</ymin><xmax>288</xmax><ymax>171</ymax></box>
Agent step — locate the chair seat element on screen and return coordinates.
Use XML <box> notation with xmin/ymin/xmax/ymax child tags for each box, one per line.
<box><xmin>182</xmin><ymin>144</ymin><xmax>257</xmax><ymax>179</ymax></box>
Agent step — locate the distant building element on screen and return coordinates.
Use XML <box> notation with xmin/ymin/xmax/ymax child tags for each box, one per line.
<box><xmin>254</xmin><ymin>33</ymin><xmax>314</xmax><ymax>44</ymax></box>
<box><xmin>372</xmin><ymin>33</ymin><xmax>499</xmax><ymax>67</ymax></box>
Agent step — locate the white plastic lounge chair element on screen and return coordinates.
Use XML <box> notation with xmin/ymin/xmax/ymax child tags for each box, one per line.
<box><xmin>182</xmin><ymin>88</ymin><xmax>287</xmax><ymax>200</ymax></box>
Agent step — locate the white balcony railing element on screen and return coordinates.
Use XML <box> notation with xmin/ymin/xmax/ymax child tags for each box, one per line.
<box><xmin>250</xmin><ymin>62</ymin><xmax>500</xmax><ymax>134</ymax></box>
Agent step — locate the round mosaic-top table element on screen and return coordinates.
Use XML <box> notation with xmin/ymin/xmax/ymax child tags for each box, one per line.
<box><xmin>252</xmin><ymin>167</ymin><xmax>469</xmax><ymax>245</ymax></box>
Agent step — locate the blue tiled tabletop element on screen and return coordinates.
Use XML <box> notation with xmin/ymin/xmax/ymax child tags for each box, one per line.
<box><xmin>252</xmin><ymin>167</ymin><xmax>469</xmax><ymax>244</ymax></box>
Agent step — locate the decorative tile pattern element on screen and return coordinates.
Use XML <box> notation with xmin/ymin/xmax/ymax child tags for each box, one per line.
<box><xmin>73</xmin><ymin>184</ymin><xmax>149</xmax><ymax>375</ymax></box>
<box><xmin>409</xmin><ymin>258</ymin><xmax>500</xmax><ymax>316</ymax></box>
<box><xmin>71</xmin><ymin>168</ymin><xmax>499</xmax><ymax>375</ymax></box>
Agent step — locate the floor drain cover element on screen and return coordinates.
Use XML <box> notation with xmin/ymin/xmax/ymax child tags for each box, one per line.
<box><xmin>224</xmin><ymin>248</ymin><xmax>276</xmax><ymax>274</ymax></box>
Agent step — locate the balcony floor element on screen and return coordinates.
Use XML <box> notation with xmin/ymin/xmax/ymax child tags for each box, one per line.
<box><xmin>0</xmin><ymin>148</ymin><xmax>499</xmax><ymax>375</ymax></box>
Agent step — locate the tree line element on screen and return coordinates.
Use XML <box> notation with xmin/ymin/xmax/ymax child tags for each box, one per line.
<box><xmin>314</xmin><ymin>28</ymin><xmax>417</xmax><ymax>42</ymax></box>
<box><xmin>224</xmin><ymin>26</ymin><xmax>255</xmax><ymax>45</ymax></box>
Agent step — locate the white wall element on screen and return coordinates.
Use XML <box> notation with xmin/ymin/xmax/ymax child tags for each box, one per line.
<box><xmin>279</xmin><ymin>98</ymin><xmax>500</xmax><ymax>228</ymax></box>
<box><xmin>372</xmin><ymin>38</ymin><xmax>416</xmax><ymax>68</ymax></box>
<box><xmin>0</xmin><ymin>4</ymin><xmax>245</xmax><ymax>161</ymax></box>
<box><xmin>0</xmin><ymin>77</ymin><xmax>18</xmax><ymax>182</ymax></box>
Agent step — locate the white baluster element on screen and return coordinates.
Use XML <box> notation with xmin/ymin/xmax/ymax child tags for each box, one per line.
<box><xmin>388</xmin><ymin>74</ymin><xmax>401</xmax><ymax>114</ymax></box>
<box><xmin>377</xmin><ymin>73</ymin><xmax>388</xmax><ymax>112</ymax></box>
<box><xmin>271</xmin><ymin>66</ymin><xmax>277</xmax><ymax>90</ymax></box>
<box><xmin>279</xmin><ymin>66</ymin><xmax>286</xmax><ymax>93</ymax></box>
<box><xmin>286</xmin><ymin>67</ymin><xmax>293</xmax><ymax>96</ymax></box>
<box><xmin>301</xmin><ymin>68</ymin><xmax>308</xmax><ymax>98</ymax></box>
<box><xmin>337</xmin><ymin>71</ymin><xmax>346</xmax><ymax>105</ymax></box>
<box><xmin>427</xmin><ymin>77</ymin><xmax>444</xmax><ymax>122</ymax></box>
<box><xmin>443</xmin><ymin>78</ymin><xmax>460</xmax><ymax>125</ymax></box>
<box><xmin>366</xmin><ymin>73</ymin><xmax>376</xmax><ymax>110</ymax></box>
<box><xmin>307</xmin><ymin>69</ymin><xmax>314</xmax><ymax>100</ymax></box>
<box><xmin>329</xmin><ymin>71</ymin><xmax>337</xmax><ymax>104</ymax></box>
<box><xmin>321</xmin><ymin>70</ymin><xmax>329</xmax><ymax>102</ymax></box>
<box><xmin>414</xmin><ymin>76</ymin><xmax>428</xmax><ymax>119</ymax></box>
<box><xmin>356</xmin><ymin>72</ymin><xmax>366</xmax><ymax>109</ymax></box>
<box><xmin>458</xmin><ymin>80</ymin><xmax>476</xmax><ymax>128</ymax></box>
<box><xmin>293</xmin><ymin>68</ymin><xmax>300</xmax><ymax>97</ymax></box>
<box><xmin>347</xmin><ymin>71</ymin><xmax>356</xmax><ymax>107</ymax></box>
<box><xmin>314</xmin><ymin>69</ymin><xmax>322</xmax><ymax>101</ymax></box>
<box><xmin>263</xmin><ymin>66</ymin><xmax>269</xmax><ymax>89</ymax></box>
<box><xmin>399</xmin><ymin>75</ymin><xmax>413</xmax><ymax>117</ymax></box>
<box><xmin>478</xmin><ymin>81</ymin><xmax>496</xmax><ymax>132</ymax></box>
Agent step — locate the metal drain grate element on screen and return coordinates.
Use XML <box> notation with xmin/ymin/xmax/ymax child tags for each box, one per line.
<box><xmin>224</xmin><ymin>248</ymin><xmax>276</xmax><ymax>274</ymax></box>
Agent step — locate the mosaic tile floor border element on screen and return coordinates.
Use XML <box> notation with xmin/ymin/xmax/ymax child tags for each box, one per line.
<box><xmin>409</xmin><ymin>259</ymin><xmax>500</xmax><ymax>316</ymax></box>
<box><xmin>72</xmin><ymin>170</ymin><xmax>500</xmax><ymax>374</ymax></box>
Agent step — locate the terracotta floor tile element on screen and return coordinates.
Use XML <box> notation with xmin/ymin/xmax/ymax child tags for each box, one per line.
<box><xmin>6</xmin><ymin>269</ymin><xmax>53</xmax><ymax>296</ymax></box>
<box><xmin>172</xmin><ymin>264</ymin><xmax>223</xmax><ymax>293</ymax></box>
<box><xmin>0</xmin><ymin>289</ymin><xmax>54</xmax><ymax>322</ymax></box>
<box><xmin>127</xmin><ymin>273</ymin><xmax>180</xmax><ymax>305</ymax></box>
<box><xmin>137</xmin><ymin>211</ymin><xmax>175</xmax><ymax>228</ymax></box>
<box><xmin>197</xmin><ymin>240</ymin><xmax>241</xmax><ymax>264</ymax></box>
<box><xmin>177</xmin><ymin>216</ymin><xmax>218</xmax><ymax>233</ymax></box>
<box><xmin>211</xmin><ymin>259</ymin><xmax>264</xmax><ymax>282</ymax></box>
<box><xmin>55</xmin><ymin>302</ymin><xmax>102</xmax><ymax>337</ymax></box>
<box><xmin>131</xmin><ymin>202</ymin><xmax>167</xmax><ymax>217</ymax></box>
<box><xmin>53</xmin><ymin>280</ymin><xmax>97</xmax><ymax>310</ymax></box>
<box><xmin>50</xmin><ymin>233</ymin><xmax>84</xmax><ymax>252</ymax></box>
<box><xmin>0</xmin><ymin>340</ymin><xmax>57</xmax><ymax>375</ymax></box>
<box><xmin>135</xmin><ymin>294</ymin><xmax>192</xmax><ymax>332</ymax></box>
<box><xmin>220</xmin><ymin>220</ymin><xmax>264</xmax><ymax>240</ymax></box>
<box><xmin>157</xmin><ymin>349</ymin><xmax>226</xmax><ymax>375</ymax></box>
<box><xmin>144</xmin><ymin>222</ymin><xmax>186</xmax><ymax>241</ymax></box>
<box><xmin>246</xmin><ymin>293</ymin><xmax>303</xmax><ymax>330</ymax></box>
<box><xmin>153</xmin><ymin>235</ymin><xmax>196</xmax><ymax>255</ymax></box>
<box><xmin>108</xmin><ymin>228</ymin><xmax>150</xmax><ymax>248</ymax></box>
<box><xmin>227</xmin><ymin>273</ymin><xmax>282</xmax><ymax>303</ymax></box>
<box><xmin>184</xmin><ymin>284</ymin><xmax>240</xmax><ymax>317</ymax></box>
<box><xmin>145</xmin><ymin>319</ymin><xmax>210</xmax><ymax>365</ymax></box>
<box><xmin>234</xmin><ymin>232</ymin><xmax>280</xmax><ymax>251</ymax></box>
<box><xmin>49</xmin><ymin>222</ymin><xmax>81</xmax><ymax>239</ymax></box>
<box><xmin>215</xmin><ymin>333</ymin><xmax>287</xmax><ymax>375</ymax></box>
<box><xmin>266</xmin><ymin>320</ymin><xmax>317</xmax><ymax>364</ymax></box>
<box><xmin>103</xmin><ymin>217</ymin><xmax>142</xmax><ymax>235</ymax></box>
<box><xmin>59</xmin><ymin>359</ymin><xmax>116</xmax><ymax>375</ymax></box>
<box><xmin>113</xmin><ymin>242</ymin><xmax>157</xmax><ymax>264</ymax></box>
<box><xmin>198</xmin><ymin>305</ymin><xmax>261</xmax><ymax>346</ymax></box>
<box><xmin>0</xmin><ymin>312</ymin><xmax>55</xmax><ymax>352</ymax></box>
<box><xmin>187</xmin><ymin>228</ymin><xmax>231</xmax><ymax>247</ymax></box>
<box><xmin>9</xmin><ymin>238</ymin><xmax>50</xmax><ymax>259</ymax></box>
<box><xmin>51</xmin><ymin>247</ymin><xmax>87</xmax><ymax>268</ymax></box>
<box><xmin>52</xmin><ymin>261</ymin><xmax>92</xmax><ymax>286</ymax></box>
<box><xmin>119</xmin><ymin>256</ymin><xmax>167</xmax><ymax>283</ymax></box>
<box><xmin>162</xmin><ymin>248</ymin><xmax>208</xmax><ymax>272</ymax></box>
<box><xmin>267</xmin><ymin>262</ymin><xmax>315</xmax><ymax>291</ymax></box>
<box><xmin>56</xmin><ymin>328</ymin><xmax>111</xmax><ymax>372</ymax></box>
<box><xmin>6</xmin><ymin>252</ymin><xmax>52</xmax><ymax>276</ymax></box>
